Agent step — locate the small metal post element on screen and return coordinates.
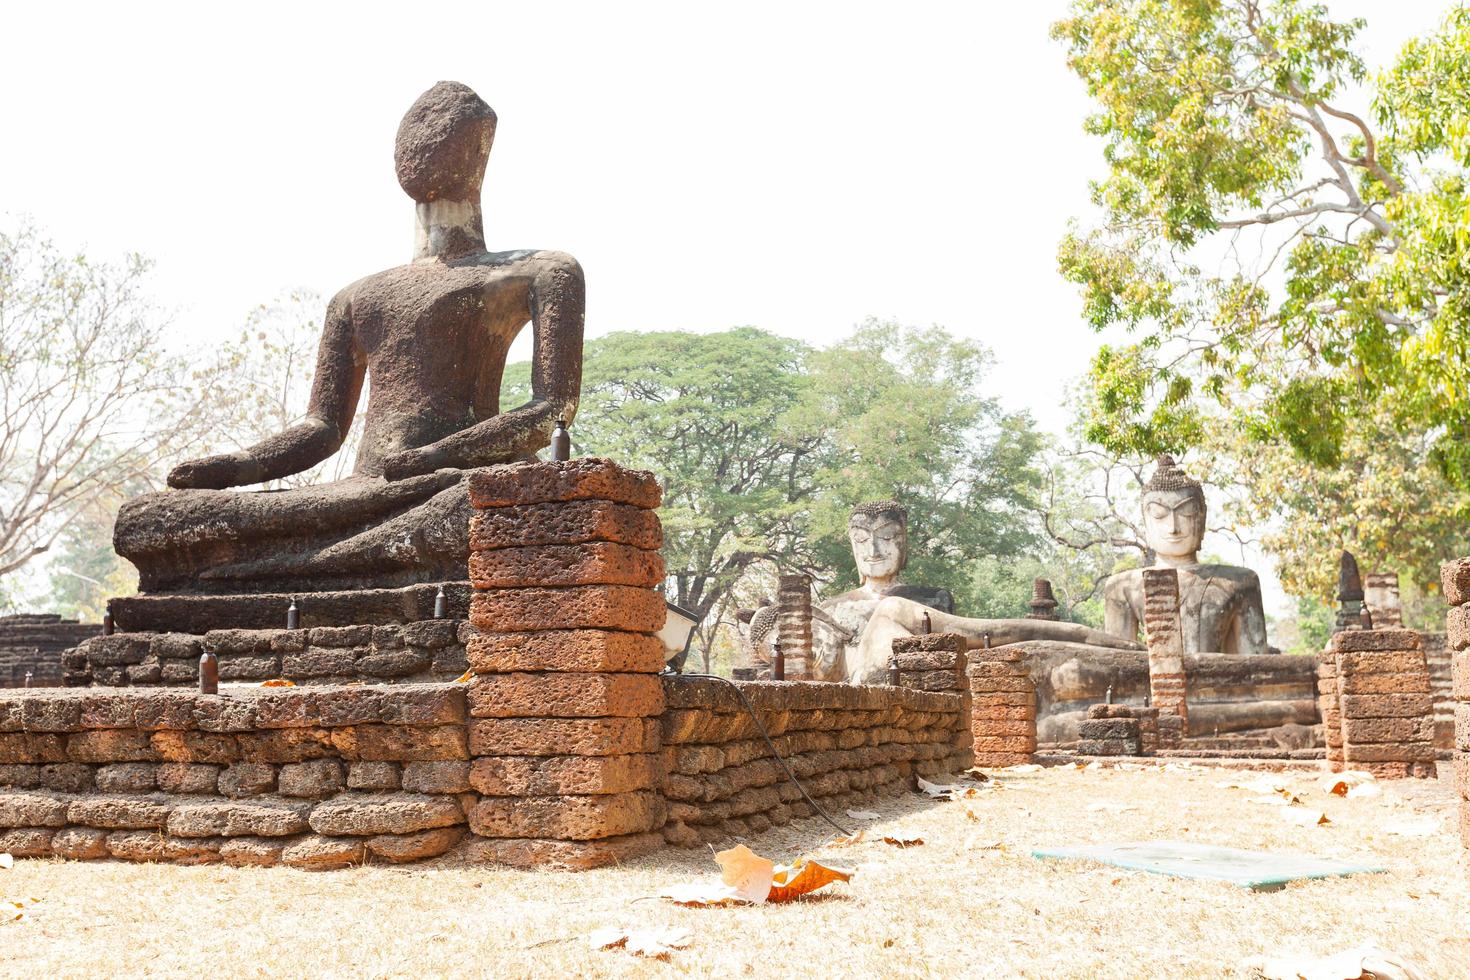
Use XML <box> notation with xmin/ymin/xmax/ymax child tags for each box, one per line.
<box><xmin>1105</xmin><ymin>685</ymin><xmax>1114</xmax><ymax>705</ymax></box>
<box><xmin>920</xmin><ymin>611</ymin><xmax>931</xmax><ymax>635</ymax></box>
<box><xmin>772</xmin><ymin>642</ymin><xmax>785</xmax><ymax>682</ymax></box>
<box><xmin>286</xmin><ymin>598</ymin><xmax>300</xmax><ymax>630</ymax></box>
<box><xmin>102</xmin><ymin>604</ymin><xmax>114</xmax><ymax>636</ymax></box>
<box><xmin>1144</xmin><ymin>690</ymin><xmax>1151</xmax><ymax>708</ymax></box>
<box><xmin>434</xmin><ymin>584</ymin><xmax>448</xmax><ymax>619</ymax></box>
<box><xmin>199</xmin><ymin>651</ymin><xmax>219</xmax><ymax>695</ymax></box>
<box><xmin>23</xmin><ymin>672</ymin><xmax>32</xmax><ymax>689</ymax></box>
<box><xmin>889</xmin><ymin>656</ymin><xmax>901</xmax><ymax>687</ymax></box>
<box><xmin>550</xmin><ymin>419</ymin><xmax>572</xmax><ymax>462</ymax></box>
<box><xmin>982</xmin><ymin>631</ymin><xmax>991</xmax><ymax>650</ymax></box>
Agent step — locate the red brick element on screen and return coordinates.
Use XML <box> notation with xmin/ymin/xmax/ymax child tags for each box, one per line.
<box><xmin>455</xmin><ymin>829</ymin><xmax>663</xmax><ymax>869</ymax></box>
<box><xmin>0</xmin><ymin>734</ymin><xmax>67</xmax><ymax>764</ymax></box>
<box><xmin>308</xmin><ymin>793</ymin><xmax>465</xmax><ymax>836</ymax></box>
<box><xmin>1442</xmin><ymin>558</ymin><xmax>1470</xmax><ymax>607</ymax></box>
<box><xmin>1339</xmin><ymin>716</ymin><xmax>1435</xmax><ymax>744</ymax></box>
<box><xmin>1453</xmin><ymin>651</ymin><xmax>1470</xmax><ymax>700</ymax></box>
<box><xmin>972</xmin><ymin>752</ymin><xmax>1034</xmax><ymax>768</ymax></box>
<box><xmin>970</xmin><ymin>704</ymin><xmax>1036</xmax><ymax>722</ymax></box>
<box><xmin>468</xmin><ymin>458</ymin><xmax>662</xmax><ymax>509</ymax></box>
<box><xmin>1341</xmin><ymin>741</ymin><xmax>1437</xmax><ymax>763</ymax></box>
<box><xmin>471</xmin><ymin>753</ymin><xmax>660</xmax><ymax>796</ymax></box>
<box><xmin>1339</xmin><ymin>694</ymin><xmax>1434</xmax><ymax>718</ymax></box>
<box><xmin>467</xmin><ymin>673</ymin><xmax>664</xmax><ymax>718</ymax></box>
<box><xmin>469</xmin><ymin>542</ymin><xmax>664</xmax><ymax>589</ymax></box>
<box><xmin>470</xmin><ymin>586</ymin><xmax>665</xmax><ymax>633</ymax></box>
<box><xmin>1331</xmin><ymin>628</ymin><xmax>1421</xmax><ymax>653</ymax></box>
<box><xmin>973</xmin><ymin>735</ymin><xmax>1037</xmax><ymax>752</ymax></box>
<box><xmin>466</xmin><ymin>628</ymin><xmax>664</xmax><ymax>674</ymax></box>
<box><xmin>1336</xmin><ymin>650</ymin><xmax>1430</xmax><ymax>674</ymax></box>
<box><xmin>470</xmin><ymin>499</ymin><xmax>662</xmax><ymax>551</ymax></box>
<box><xmin>470</xmin><ymin>717</ymin><xmax>659</xmax><ymax>757</ymax></box>
<box><xmin>970</xmin><ymin>719</ymin><xmax>1035</xmax><ymax>737</ymax></box>
<box><xmin>968</xmin><ymin>677</ymin><xmax>1034</xmax><ymax>694</ymax></box>
<box><xmin>1447</xmin><ymin>605</ymin><xmax>1470</xmax><ymax>651</ymax></box>
<box><xmin>366</xmin><ymin>827</ymin><xmax>465</xmax><ymax>863</ymax></box>
<box><xmin>467</xmin><ymin>790</ymin><xmax>664</xmax><ymax>840</ymax></box>
<box><xmin>1338</xmin><ymin>672</ymin><xmax>1431</xmax><ymax>695</ymax></box>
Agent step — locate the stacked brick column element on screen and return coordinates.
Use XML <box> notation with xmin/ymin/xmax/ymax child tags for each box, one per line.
<box><xmin>776</xmin><ymin>574</ymin><xmax>813</xmax><ymax>681</ymax></box>
<box><xmin>461</xmin><ymin>459</ymin><xmax>669</xmax><ymax>869</ymax></box>
<box><xmin>1077</xmin><ymin>705</ymin><xmax>1141</xmax><ymax>756</ymax></box>
<box><xmin>1142</xmin><ymin>568</ymin><xmax>1188</xmax><ymax>747</ymax></box>
<box><xmin>966</xmin><ymin>644</ymin><xmax>1036</xmax><ymax>768</ymax></box>
<box><xmin>1326</xmin><ymin>628</ymin><xmax>1435</xmax><ymax>779</ymax></box>
<box><xmin>1316</xmin><ymin>652</ymin><xmax>1345</xmax><ymax>771</ymax></box>
<box><xmin>891</xmin><ymin>632</ymin><xmax>972</xmax><ymax>769</ymax></box>
<box><xmin>1441</xmin><ymin>557</ymin><xmax>1470</xmax><ymax>844</ymax></box>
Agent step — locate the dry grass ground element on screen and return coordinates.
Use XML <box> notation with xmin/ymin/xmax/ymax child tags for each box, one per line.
<box><xmin>3</xmin><ymin>762</ymin><xmax>1467</xmax><ymax>978</ymax></box>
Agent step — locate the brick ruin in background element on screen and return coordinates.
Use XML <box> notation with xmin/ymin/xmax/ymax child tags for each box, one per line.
<box><xmin>1441</xmin><ymin>557</ymin><xmax>1470</xmax><ymax>845</ymax></box>
<box><xmin>1077</xmin><ymin>704</ymin><xmax>1141</xmax><ymax>756</ymax></box>
<box><xmin>1142</xmin><ymin>568</ymin><xmax>1187</xmax><ymax>749</ymax></box>
<box><xmin>965</xmin><ymin>642</ymin><xmax>1037</xmax><ymax>767</ymax></box>
<box><xmin>1317</xmin><ymin>628</ymin><xmax>1436</xmax><ymax>778</ymax></box>
<box><xmin>776</xmin><ymin>573</ymin><xmax>814</xmax><ymax>681</ymax></box>
<box><xmin>890</xmin><ymin>632</ymin><xmax>972</xmax><ymax>766</ymax></box>
<box><xmin>0</xmin><ymin>615</ymin><xmax>100</xmax><ymax>688</ymax></box>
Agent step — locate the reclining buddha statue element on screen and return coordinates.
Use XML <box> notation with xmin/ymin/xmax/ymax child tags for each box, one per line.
<box><xmin>113</xmin><ymin>81</ymin><xmax>584</xmax><ymax>594</ymax></box>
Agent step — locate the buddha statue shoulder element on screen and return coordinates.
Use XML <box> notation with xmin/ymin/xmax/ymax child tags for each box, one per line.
<box><xmin>112</xmin><ymin>82</ymin><xmax>585</xmax><ymax>595</ymax></box>
<box><xmin>1099</xmin><ymin>455</ymin><xmax>1268</xmax><ymax>655</ymax></box>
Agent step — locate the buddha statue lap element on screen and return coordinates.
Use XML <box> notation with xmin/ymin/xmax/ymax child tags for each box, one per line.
<box><xmin>1099</xmin><ymin>455</ymin><xmax>1268</xmax><ymax>656</ymax></box>
<box><xmin>113</xmin><ymin>82</ymin><xmax>585</xmax><ymax>595</ymax></box>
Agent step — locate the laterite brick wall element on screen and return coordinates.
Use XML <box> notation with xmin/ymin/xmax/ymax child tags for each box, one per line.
<box><xmin>0</xmin><ymin>615</ymin><xmax>100</xmax><ymax>687</ymax></box>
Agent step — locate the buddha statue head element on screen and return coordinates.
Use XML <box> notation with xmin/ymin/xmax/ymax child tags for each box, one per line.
<box><xmin>1141</xmin><ymin>454</ymin><xmax>1206</xmax><ymax>567</ymax></box>
<box><xmin>848</xmin><ymin>500</ymin><xmax>908</xmax><ymax>591</ymax></box>
<box><xmin>394</xmin><ymin>81</ymin><xmax>498</xmax><ymax>204</ymax></box>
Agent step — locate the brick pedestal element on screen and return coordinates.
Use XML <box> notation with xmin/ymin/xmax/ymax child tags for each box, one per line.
<box><xmin>1441</xmin><ymin>557</ymin><xmax>1470</xmax><ymax>845</ymax></box>
<box><xmin>892</xmin><ymin>632</ymin><xmax>973</xmax><ymax>770</ymax></box>
<box><xmin>1316</xmin><ymin>651</ymin><xmax>1345</xmax><ymax>771</ymax></box>
<box><xmin>1078</xmin><ymin>705</ymin><xmax>1141</xmax><ymax>756</ymax></box>
<box><xmin>1143</xmin><ymin>568</ymin><xmax>1188</xmax><ymax>743</ymax></box>
<box><xmin>462</xmin><ymin>459</ymin><xmax>669</xmax><ymax>869</ymax></box>
<box><xmin>1323</xmin><ymin>628</ymin><xmax>1435</xmax><ymax>780</ymax></box>
<box><xmin>966</xmin><ymin>645</ymin><xmax>1036</xmax><ymax>768</ymax></box>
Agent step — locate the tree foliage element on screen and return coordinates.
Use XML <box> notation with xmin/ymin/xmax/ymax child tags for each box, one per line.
<box><xmin>1054</xmin><ymin>1</ymin><xmax>1470</xmax><ymax>484</ymax></box>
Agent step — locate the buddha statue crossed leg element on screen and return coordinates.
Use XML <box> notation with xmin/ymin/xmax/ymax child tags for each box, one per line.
<box><xmin>113</xmin><ymin>82</ymin><xmax>584</xmax><ymax>594</ymax></box>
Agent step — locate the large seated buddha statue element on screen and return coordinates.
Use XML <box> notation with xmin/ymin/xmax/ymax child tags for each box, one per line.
<box><xmin>836</xmin><ymin>502</ymin><xmax>1138</xmax><ymax>683</ymax></box>
<box><xmin>113</xmin><ymin>81</ymin><xmax>584</xmax><ymax>594</ymax></box>
<box><xmin>1099</xmin><ymin>455</ymin><xmax>1268</xmax><ymax>655</ymax></box>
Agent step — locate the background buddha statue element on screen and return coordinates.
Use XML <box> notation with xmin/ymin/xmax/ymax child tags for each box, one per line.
<box><xmin>113</xmin><ymin>81</ymin><xmax>585</xmax><ymax>595</ymax></box>
<box><xmin>826</xmin><ymin>501</ymin><xmax>1136</xmax><ymax>683</ymax></box>
<box><xmin>1100</xmin><ymin>454</ymin><xmax>1268</xmax><ymax>655</ymax></box>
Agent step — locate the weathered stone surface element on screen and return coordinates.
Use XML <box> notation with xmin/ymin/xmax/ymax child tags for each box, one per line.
<box><xmin>220</xmin><ymin>836</ymin><xmax>286</xmax><ymax>867</ymax></box>
<box><xmin>95</xmin><ymin>763</ymin><xmax>157</xmax><ymax>794</ymax></box>
<box><xmin>150</xmin><ymin>730</ymin><xmax>240</xmax><ymax>765</ymax></box>
<box><xmin>156</xmin><ymin>763</ymin><xmax>220</xmax><ymax>795</ymax></box>
<box><xmin>469</xmin><ymin>543</ymin><xmax>665</xmax><ymax>590</ymax></box>
<box><xmin>1336</xmin><ymin>650</ymin><xmax>1433</xmax><ymax>674</ymax></box>
<box><xmin>468</xmin><ymin>459</ymin><xmax>661</xmax><ymax>510</ymax></box>
<box><xmin>1339</xmin><ymin>715</ymin><xmax>1434</xmax><ymax>744</ymax></box>
<box><xmin>0</xmin><ymin>733</ymin><xmax>66</xmax><ymax>763</ymax></box>
<box><xmin>401</xmin><ymin>761</ymin><xmax>472</xmax><ymax>795</ymax></box>
<box><xmin>468</xmin><ymin>790</ymin><xmax>664</xmax><ymax>840</ymax></box>
<box><xmin>366</xmin><ymin>826</ymin><xmax>464</xmax><ymax>862</ymax></box>
<box><xmin>105</xmin><ymin>830</ymin><xmax>166</xmax><ymax>861</ymax></box>
<box><xmin>470</xmin><ymin>754</ymin><xmax>660</xmax><ymax>796</ymax></box>
<box><xmin>68</xmin><ymin>796</ymin><xmax>171</xmax><ymax>829</ymax></box>
<box><xmin>1331</xmin><ymin>628</ymin><xmax>1422</xmax><ymax>653</ymax></box>
<box><xmin>308</xmin><ymin>793</ymin><xmax>465</xmax><ymax>836</ymax></box>
<box><xmin>278</xmin><ymin>760</ymin><xmax>346</xmax><ymax>798</ymax></box>
<box><xmin>220</xmin><ymin>763</ymin><xmax>277</xmax><ymax>798</ymax></box>
<box><xmin>455</xmin><ymin>830</ymin><xmax>663</xmax><ymax>869</ymax></box>
<box><xmin>376</xmin><ymin>686</ymin><xmax>467</xmax><ymax>726</ymax></box>
<box><xmin>469</xmin><ymin>718</ymin><xmax>660</xmax><ymax>757</ymax></box>
<box><xmin>216</xmin><ymin>656</ymin><xmax>281</xmax><ymax>682</ymax></box>
<box><xmin>358</xmin><ymin>649</ymin><xmax>432</xmax><ymax>678</ymax></box>
<box><xmin>52</xmin><ymin>826</ymin><xmax>109</xmax><ymax>859</ymax></box>
<box><xmin>40</xmin><ymin>763</ymin><xmax>93</xmax><ymax>792</ymax></box>
<box><xmin>1338</xmin><ymin>671</ymin><xmax>1431</xmax><ymax>695</ymax></box>
<box><xmin>470</xmin><ymin>585</ymin><xmax>666</xmax><ymax>634</ymax></box>
<box><xmin>470</xmin><ymin>500</ymin><xmax>662</xmax><ymax>552</ymax></box>
<box><xmin>0</xmin><ymin>793</ymin><xmax>69</xmax><ymax>828</ymax></box>
<box><xmin>1442</xmin><ymin>558</ymin><xmax>1470</xmax><ymax>607</ymax></box>
<box><xmin>466</xmin><ymin>629</ymin><xmax>664</xmax><ymax>674</ymax></box>
<box><xmin>347</xmin><ymin>762</ymin><xmax>401</xmax><ymax>791</ymax></box>
<box><xmin>0</xmin><ymin>765</ymin><xmax>38</xmax><ymax>789</ymax></box>
<box><xmin>168</xmin><ymin>799</ymin><xmax>313</xmax><ymax>838</ymax></box>
<box><xmin>467</xmin><ymin>672</ymin><xmax>664</xmax><ymax>719</ymax></box>
<box><xmin>282</xmin><ymin>834</ymin><xmax>365</xmax><ymax>870</ymax></box>
<box><xmin>891</xmin><ymin>633</ymin><xmax>968</xmax><ymax>655</ymax></box>
<box><xmin>0</xmin><ymin>827</ymin><xmax>53</xmax><ymax>857</ymax></box>
<box><xmin>1339</xmin><ymin>693</ymin><xmax>1436</xmax><ymax>718</ymax></box>
<box><xmin>282</xmin><ymin>648</ymin><xmax>358</xmax><ymax>679</ymax></box>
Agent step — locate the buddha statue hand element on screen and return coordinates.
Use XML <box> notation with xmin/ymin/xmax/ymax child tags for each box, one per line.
<box><xmin>167</xmin><ymin>451</ymin><xmax>254</xmax><ymax>490</ymax></box>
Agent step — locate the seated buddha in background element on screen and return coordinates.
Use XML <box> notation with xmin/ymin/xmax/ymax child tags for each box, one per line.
<box><xmin>113</xmin><ymin>81</ymin><xmax>585</xmax><ymax>594</ymax></box>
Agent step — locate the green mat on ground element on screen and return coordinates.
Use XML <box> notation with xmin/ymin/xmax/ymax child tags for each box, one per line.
<box><xmin>1031</xmin><ymin>840</ymin><xmax>1385</xmax><ymax>892</ymax></box>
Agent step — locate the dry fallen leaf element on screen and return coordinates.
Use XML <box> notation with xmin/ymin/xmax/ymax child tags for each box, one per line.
<box><xmin>589</xmin><ymin>926</ymin><xmax>692</xmax><ymax>961</ymax></box>
<box><xmin>716</xmin><ymin>844</ymin><xmax>776</xmax><ymax>903</ymax></box>
<box><xmin>259</xmin><ymin>678</ymin><xmax>296</xmax><ymax>687</ymax></box>
<box><xmin>453</xmin><ymin>669</ymin><xmax>473</xmax><ymax>684</ymax></box>
<box><xmin>768</xmin><ymin>858</ymin><xmax>854</xmax><ymax>901</ymax></box>
<box><xmin>826</xmin><ymin>831</ymin><xmax>866</xmax><ymax>848</ymax></box>
<box><xmin>961</xmin><ymin>767</ymin><xmax>992</xmax><ymax>782</ymax></box>
<box><xmin>917</xmin><ymin>777</ymin><xmax>957</xmax><ymax>798</ymax></box>
<box><xmin>846</xmin><ymin>809</ymin><xmax>881</xmax><ymax>821</ymax></box>
<box><xmin>880</xmin><ymin>836</ymin><xmax>924</xmax><ymax>848</ymax></box>
<box><xmin>1246</xmin><ymin>944</ymin><xmax>1429</xmax><ymax>980</ymax></box>
<box><xmin>658</xmin><ymin>844</ymin><xmax>852</xmax><ymax>906</ymax></box>
<box><xmin>964</xmin><ymin>808</ymin><xmax>980</xmax><ymax>823</ymax></box>
<box><xmin>657</xmin><ymin>882</ymin><xmax>744</xmax><ymax>907</ymax></box>
<box><xmin>1280</xmin><ymin>808</ymin><xmax>1329</xmax><ymax>827</ymax></box>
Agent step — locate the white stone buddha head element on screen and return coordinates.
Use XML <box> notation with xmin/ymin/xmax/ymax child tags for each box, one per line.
<box><xmin>1141</xmin><ymin>454</ymin><xmax>1206</xmax><ymax>567</ymax></box>
<box><xmin>848</xmin><ymin>500</ymin><xmax>908</xmax><ymax>591</ymax></box>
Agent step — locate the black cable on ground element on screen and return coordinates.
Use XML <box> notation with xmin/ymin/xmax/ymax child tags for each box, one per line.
<box><xmin>669</xmin><ymin>671</ymin><xmax>855</xmax><ymax>839</ymax></box>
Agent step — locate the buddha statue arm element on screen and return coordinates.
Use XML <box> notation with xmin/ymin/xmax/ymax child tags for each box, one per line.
<box><xmin>168</xmin><ymin>295</ymin><xmax>364</xmax><ymax>489</ymax></box>
<box><xmin>1225</xmin><ymin>572</ymin><xmax>1269</xmax><ymax>656</ymax></box>
<box><xmin>382</xmin><ymin>251</ymin><xmax>585</xmax><ymax>480</ymax></box>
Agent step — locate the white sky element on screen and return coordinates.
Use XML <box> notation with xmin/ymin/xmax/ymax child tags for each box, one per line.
<box><xmin>0</xmin><ymin>0</ymin><xmax>1454</xmax><ymax>622</ymax></box>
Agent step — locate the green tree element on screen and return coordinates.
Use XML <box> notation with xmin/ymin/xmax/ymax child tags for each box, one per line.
<box><xmin>1053</xmin><ymin>2</ymin><xmax>1470</xmax><ymax>485</ymax></box>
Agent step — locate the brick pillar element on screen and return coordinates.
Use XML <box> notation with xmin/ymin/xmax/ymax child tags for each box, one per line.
<box><xmin>1317</xmin><ymin>651</ymin><xmax>1345</xmax><ymax>772</ymax></box>
<box><xmin>1078</xmin><ymin>705</ymin><xmax>1141</xmax><ymax>756</ymax></box>
<box><xmin>1365</xmin><ymin>571</ymin><xmax>1403</xmax><ymax>628</ymax></box>
<box><xmin>966</xmin><ymin>644</ymin><xmax>1036</xmax><ymax>767</ymax></box>
<box><xmin>1330</xmin><ymin>627</ymin><xmax>1435</xmax><ymax>779</ymax></box>
<box><xmin>1142</xmin><ymin>567</ymin><xmax>1187</xmax><ymax>745</ymax></box>
<box><xmin>892</xmin><ymin>632</ymin><xmax>972</xmax><ymax>771</ymax></box>
<box><xmin>1440</xmin><ymin>557</ymin><xmax>1470</xmax><ymax>845</ymax></box>
<box><xmin>461</xmin><ymin>459</ymin><xmax>669</xmax><ymax>869</ymax></box>
<box><xmin>776</xmin><ymin>574</ymin><xmax>813</xmax><ymax>681</ymax></box>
